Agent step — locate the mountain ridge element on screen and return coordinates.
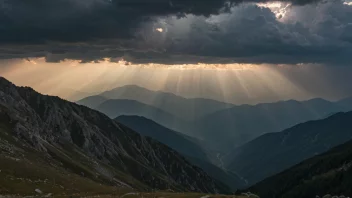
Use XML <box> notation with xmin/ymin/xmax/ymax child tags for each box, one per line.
<box><xmin>196</xmin><ymin>97</ymin><xmax>352</xmax><ymax>151</ymax></box>
<box><xmin>78</xmin><ymin>85</ymin><xmax>352</xmax><ymax>153</ymax></box>
<box><xmin>115</xmin><ymin>115</ymin><xmax>247</xmax><ymax>191</ymax></box>
<box><xmin>225</xmin><ymin>111</ymin><xmax>352</xmax><ymax>187</ymax></box>
<box><xmin>0</xmin><ymin>77</ymin><xmax>229</xmax><ymax>194</ymax></box>
<box><xmin>247</xmin><ymin>138</ymin><xmax>352</xmax><ymax>198</ymax></box>
<box><xmin>77</xmin><ymin>84</ymin><xmax>234</xmax><ymax>122</ymax></box>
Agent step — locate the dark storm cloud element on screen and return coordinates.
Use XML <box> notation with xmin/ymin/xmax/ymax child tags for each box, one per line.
<box><xmin>1</xmin><ymin>0</ymin><xmax>352</xmax><ymax>65</ymax></box>
<box><xmin>157</xmin><ymin>1</ymin><xmax>352</xmax><ymax>65</ymax></box>
<box><xmin>0</xmin><ymin>0</ymin><xmax>321</xmax><ymax>43</ymax></box>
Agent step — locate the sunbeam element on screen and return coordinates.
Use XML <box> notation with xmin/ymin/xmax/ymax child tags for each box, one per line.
<box><xmin>0</xmin><ymin>58</ymin><xmax>329</xmax><ymax>105</ymax></box>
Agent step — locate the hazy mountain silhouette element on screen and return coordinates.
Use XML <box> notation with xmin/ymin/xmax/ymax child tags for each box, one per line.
<box><xmin>247</xmin><ymin>138</ymin><xmax>352</xmax><ymax>198</ymax></box>
<box><xmin>76</xmin><ymin>95</ymin><xmax>108</xmax><ymax>108</ymax></box>
<box><xmin>78</xmin><ymin>85</ymin><xmax>352</xmax><ymax>154</ymax></box>
<box><xmin>96</xmin><ymin>99</ymin><xmax>183</xmax><ymax>125</ymax></box>
<box><xmin>116</xmin><ymin>115</ymin><xmax>246</xmax><ymax>190</ymax></box>
<box><xmin>77</xmin><ymin>85</ymin><xmax>234</xmax><ymax>121</ymax></box>
<box><xmin>78</xmin><ymin>98</ymin><xmax>194</xmax><ymax>135</ymax></box>
<box><xmin>225</xmin><ymin>111</ymin><xmax>352</xmax><ymax>187</ymax></box>
<box><xmin>336</xmin><ymin>96</ymin><xmax>352</xmax><ymax>109</ymax></box>
<box><xmin>196</xmin><ymin>98</ymin><xmax>352</xmax><ymax>151</ymax></box>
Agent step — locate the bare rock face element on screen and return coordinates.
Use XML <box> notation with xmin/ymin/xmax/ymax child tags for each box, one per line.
<box><xmin>0</xmin><ymin>77</ymin><xmax>227</xmax><ymax>193</ymax></box>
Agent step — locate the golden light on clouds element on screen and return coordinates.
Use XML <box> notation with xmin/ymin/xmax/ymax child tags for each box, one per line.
<box><xmin>0</xmin><ymin>57</ymin><xmax>312</xmax><ymax>105</ymax></box>
<box><xmin>156</xmin><ymin>28</ymin><xmax>164</xmax><ymax>32</ymax></box>
<box><xmin>257</xmin><ymin>1</ymin><xmax>291</xmax><ymax>19</ymax></box>
<box><xmin>128</xmin><ymin>62</ymin><xmax>258</xmax><ymax>70</ymax></box>
<box><xmin>25</xmin><ymin>58</ymin><xmax>38</xmax><ymax>65</ymax></box>
<box><xmin>44</xmin><ymin>57</ymin><xmax>260</xmax><ymax>71</ymax></box>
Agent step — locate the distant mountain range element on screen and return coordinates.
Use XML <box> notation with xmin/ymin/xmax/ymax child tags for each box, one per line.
<box><xmin>77</xmin><ymin>85</ymin><xmax>352</xmax><ymax>153</ymax></box>
<box><xmin>76</xmin><ymin>85</ymin><xmax>232</xmax><ymax>137</ymax></box>
<box><xmin>247</xmin><ymin>138</ymin><xmax>352</xmax><ymax>198</ymax></box>
<box><xmin>95</xmin><ymin>99</ymin><xmax>187</xmax><ymax>132</ymax></box>
<box><xmin>197</xmin><ymin>98</ymin><xmax>352</xmax><ymax>151</ymax></box>
<box><xmin>225</xmin><ymin>111</ymin><xmax>352</xmax><ymax>187</ymax></box>
<box><xmin>0</xmin><ymin>77</ymin><xmax>229</xmax><ymax>195</ymax></box>
<box><xmin>78</xmin><ymin>85</ymin><xmax>234</xmax><ymax>121</ymax></box>
<box><xmin>116</xmin><ymin>115</ymin><xmax>247</xmax><ymax>190</ymax></box>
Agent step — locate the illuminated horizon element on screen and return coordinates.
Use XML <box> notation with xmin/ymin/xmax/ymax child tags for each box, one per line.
<box><xmin>2</xmin><ymin>57</ymin><xmax>352</xmax><ymax>105</ymax></box>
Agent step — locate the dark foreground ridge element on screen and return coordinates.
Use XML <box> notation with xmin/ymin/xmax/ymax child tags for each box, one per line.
<box><xmin>0</xmin><ymin>77</ymin><xmax>229</xmax><ymax>196</ymax></box>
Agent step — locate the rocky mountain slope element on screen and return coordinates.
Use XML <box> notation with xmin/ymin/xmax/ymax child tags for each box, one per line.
<box><xmin>0</xmin><ymin>77</ymin><xmax>229</xmax><ymax>195</ymax></box>
<box><xmin>225</xmin><ymin>111</ymin><xmax>352</xmax><ymax>187</ymax></box>
<box><xmin>116</xmin><ymin>115</ymin><xmax>246</xmax><ymax>191</ymax></box>
<box><xmin>247</xmin><ymin>139</ymin><xmax>352</xmax><ymax>198</ymax></box>
<box><xmin>115</xmin><ymin>115</ymin><xmax>207</xmax><ymax>161</ymax></box>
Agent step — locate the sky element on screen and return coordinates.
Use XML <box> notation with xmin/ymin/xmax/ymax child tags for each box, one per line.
<box><xmin>1</xmin><ymin>0</ymin><xmax>352</xmax><ymax>104</ymax></box>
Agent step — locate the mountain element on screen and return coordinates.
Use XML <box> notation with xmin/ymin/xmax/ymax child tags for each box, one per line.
<box><xmin>115</xmin><ymin>115</ymin><xmax>207</xmax><ymax>161</ymax></box>
<box><xmin>47</xmin><ymin>88</ymin><xmax>98</xmax><ymax>102</ymax></box>
<box><xmin>337</xmin><ymin>96</ymin><xmax>352</xmax><ymax>109</ymax></box>
<box><xmin>225</xmin><ymin>111</ymin><xmax>352</xmax><ymax>187</ymax></box>
<box><xmin>96</xmin><ymin>99</ymin><xmax>184</xmax><ymax>127</ymax></box>
<box><xmin>77</xmin><ymin>85</ymin><xmax>234</xmax><ymax>122</ymax></box>
<box><xmin>78</xmin><ymin>86</ymin><xmax>352</xmax><ymax>156</ymax></box>
<box><xmin>0</xmin><ymin>77</ymin><xmax>229</xmax><ymax>195</ymax></box>
<box><xmin>196</xmin><ymin>98</ymin><xmax>352</xmax><ymax>151</ymax></box>
<box><xmin>186</xmin><ymin>157</ymin><xmax>247</xmax><ymax>191</ymax></box>
<box><xmin>76</xmin><ymin>95</ymin><xmax>108</xmax><ymax>109</ymax></box>
<box><xmin>84</xmin><ymin>99</ymin><xmax>194</xmax><ymax>136</ymax></box>
<box><xmin>247</xmin><ymin>139</ymin><xmax>352</xmax><ymax>198</ymax></box>
<box><xmin>116</xmin><ymin>115</ymin><xmax>246</xmax><ymax>191</ymax></box>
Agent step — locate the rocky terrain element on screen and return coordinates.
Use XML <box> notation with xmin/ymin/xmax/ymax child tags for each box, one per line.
<box><xmin>0</xmin><ymin>77</ymin><xmax>229</xmax><ymax>196</ymax></box>
<box><xmin>116</xmin><ymin>115</ymin><xmax>246</xmax><ymax>191</ymax></box>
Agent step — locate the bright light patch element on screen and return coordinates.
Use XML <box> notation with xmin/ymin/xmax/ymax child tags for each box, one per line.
<box><xmin>344</xmin><ymin>1</ymin><xmax>352</xmax><ymax>5</ymax></box>
<box><xmin>257</xmin><ymin>2</ymin><xmax>291</xmax><ymax>19</ymax></box>
<box><xmin>156</xmin><ymin>28</ymin><xmax>164</xmax><ymax>32</ymax></box>
<box><xmin>25</xmin><ymin>58</ymin><xmax>38</xmax><ymax>65</ymax></box>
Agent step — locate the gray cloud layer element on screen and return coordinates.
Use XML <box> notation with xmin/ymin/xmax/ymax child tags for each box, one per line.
<box><xmin>1</xmin><ymin>0</ymin><xmax>352</xmax><ymax>65</ymax></box>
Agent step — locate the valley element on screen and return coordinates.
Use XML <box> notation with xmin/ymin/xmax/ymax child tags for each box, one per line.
<box><xmin>1</xmin><ymin>77</ymin><xmax>352</xmax><ymax>197</ymax></box>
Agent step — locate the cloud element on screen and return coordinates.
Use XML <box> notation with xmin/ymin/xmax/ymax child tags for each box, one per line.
<box><xmin>0</xmin><ymin>0</ymin><xmax>321</xmax><ymax>43</ymax></box>
<box><xmin>156</xmin><ymin>1</ymin><xmax>352</xmax><ymax>65</ymax></box>
<box><xmin>1</xmin><ymin>0</ymin><xmax>352</xmax><ymax>65</ymax></box>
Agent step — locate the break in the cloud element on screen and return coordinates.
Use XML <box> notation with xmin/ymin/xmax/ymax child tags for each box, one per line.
<box><xmin>1</xmin><ymin>0</ymin><xmax>352</xmax><ymax>65</ymax></box>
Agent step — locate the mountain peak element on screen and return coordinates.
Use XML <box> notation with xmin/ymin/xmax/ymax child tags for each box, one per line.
<box><xmin>110</xmin><ymin>84</ymin><xmax>154</xmax><ymax>92</ymax></box>
<box><xmin>304</xmin><ymin>98</ymin><xmax>331</xmax><ymax>104</ymax></box>
<box><xmin>0</xmin><ymin>76</ymin><xmax>13</xmax><ymax>86</ymax></box>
